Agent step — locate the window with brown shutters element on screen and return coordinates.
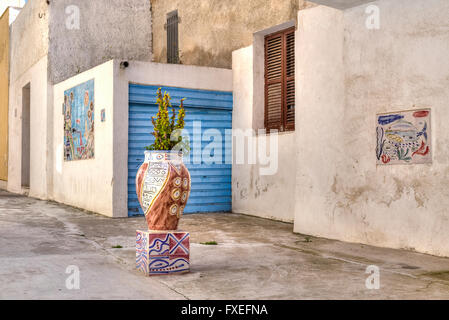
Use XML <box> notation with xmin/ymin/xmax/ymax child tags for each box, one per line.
<box><xmin>264</xmin><ymin>27</ymin><xmax>295</xmax><ymax>132</ymax></box>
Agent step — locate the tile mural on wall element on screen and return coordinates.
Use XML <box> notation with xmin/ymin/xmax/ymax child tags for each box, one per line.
<box><xmin>64</xmin><ymin>79</ymin><xmax>95</xmax><ymax>161</ymax></box>
<box><xmin>376</xmin><ymin>109</ymin><xmax>431</xmax><ymax>165</ymax></box>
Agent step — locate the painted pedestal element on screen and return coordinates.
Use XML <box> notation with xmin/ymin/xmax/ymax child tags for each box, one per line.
<box><xmin>136</xmin><ymin>230</ymin><xmax>190</xmax><ymax>276</ymax></box>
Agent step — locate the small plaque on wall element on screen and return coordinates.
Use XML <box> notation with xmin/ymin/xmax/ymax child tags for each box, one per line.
<box><xmin>101</xmin><ymin>109</ymin><xmax>106</xmax><ymax>122</ymax></box>
<box><xmin>376</xmin><ymin>109</ymin><xmax>431</xmax><ymax>165</ymax></box>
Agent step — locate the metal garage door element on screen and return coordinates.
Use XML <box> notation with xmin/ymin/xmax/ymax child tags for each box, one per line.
<box><xmin>128</xmin><ymin>84</ymin><xmax>233</xmax><ymax>216</ymax></box>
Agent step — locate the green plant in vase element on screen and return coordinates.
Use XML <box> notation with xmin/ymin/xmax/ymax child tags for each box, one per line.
<box><xmin>146</xmin><ymin>88</ymin><xmax>189</xmax><ymax>154</ymax></box>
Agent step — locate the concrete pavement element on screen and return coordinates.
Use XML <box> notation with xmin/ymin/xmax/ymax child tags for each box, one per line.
<box><xmin>0</xmin><ymin>190</ymin><xmax>448</xmax><ymax>299</ymax></box>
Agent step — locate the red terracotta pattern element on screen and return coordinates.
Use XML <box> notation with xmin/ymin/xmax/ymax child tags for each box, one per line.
<box><xmin>136</xmin><ymin>151</ymin><xmax>191</xmax><ymax>231</ymax></box>
<box><xmin>413</xmin><ymin>110</ymin><xmax>429</xmax><ymax>118</ymax></box>
<box><xmin>135</xmin><ymin>162</ymin><xmax>148</xmax><ymax>208</ymax></box>
<box><xmin>145</xmin><ymin>163</ymin><xmax>190</xmax><ymax>230</ymax></box>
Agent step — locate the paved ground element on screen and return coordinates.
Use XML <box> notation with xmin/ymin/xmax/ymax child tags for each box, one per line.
<box><xmin>1</xmin><ymin>190</ymin><xmax>449</xmax><ymax>299</ymax></box>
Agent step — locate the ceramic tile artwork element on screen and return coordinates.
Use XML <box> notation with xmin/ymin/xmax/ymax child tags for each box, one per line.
<box><xmin>63</xmin><ymin>79</ymin><xmax>95</xmax><ymax>161</ymax></box>
<box><xmin>376</xmin><ymin>109</ymin><xmax>431</xmax><ymax>165</ymax></box>
<box><xmin>136</xmin><ymin>230</ymin><xmax>190</xmax><ymax>275</ymax></box>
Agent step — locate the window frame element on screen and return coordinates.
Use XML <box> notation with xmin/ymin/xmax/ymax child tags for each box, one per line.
<box><xmin>264</xmin><ymin>26</ymin><xmax>296</xmax><ymax>132</ymax></box>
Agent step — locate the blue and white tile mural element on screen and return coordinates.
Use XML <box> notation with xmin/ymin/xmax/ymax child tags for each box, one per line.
<box><xmin>63</xmin><ymin>79</ymin><xmax>95</xmax><ymax>161</ymax></box>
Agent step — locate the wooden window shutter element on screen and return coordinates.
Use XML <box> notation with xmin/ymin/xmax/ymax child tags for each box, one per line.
<box><xmin>265</xmin><ymin>33</ymin><xmax>283</xmax><ymax>131</ymax></box>
<box><xmin>166</xmin><ymin>10</ymin><xmax>179</xmax><ymax>64</ymax></box>
<box><xmin>264</xmin><ymin>27</ymin><xmax>295</xmax><ymax>132</ymax></box>
<box><xmin>285</xmin><ymin>29</ymin><xmax>295</xmax><ymax>130</ymax></box>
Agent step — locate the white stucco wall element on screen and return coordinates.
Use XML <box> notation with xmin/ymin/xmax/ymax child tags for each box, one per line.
<box><xmin>8</xmin><ymin>56</ymin><xmax>49</xmax><ymax>198</ymax></box>
<box><xmin>52</xmin><ymin>61</ymin><xmax>114</xmax><ymax>216</ymax></box>
<box><xmin>112</xmin><ymin>60</ymin><xmax>233</xmax><ymax>217</ymax></box>
<box><xmin>294</xmin><ymin>1</ymin><xmax>449</xmax><ymax>257</ymax></box>
<box><xmin>231</xmin><ymin>46</ymin><xmax>297</xmax><ymax>223</ymax></box>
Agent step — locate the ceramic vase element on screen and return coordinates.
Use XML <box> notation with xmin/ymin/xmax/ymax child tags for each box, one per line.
<box><xmin>136</xmin><ymin>150</ymin><xmax>191</xmax><ymax>230</ymax></box>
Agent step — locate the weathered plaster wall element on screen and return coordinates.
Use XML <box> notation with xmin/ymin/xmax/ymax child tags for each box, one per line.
<box><xmin>48</xmin><ymin>0</ymin><xmax>152</xmax><ymax>84</ymax></box>
<box><xmin>7</xmin><ymin>56</ymin><xmax>49</xmax><ymax>198</ymax></box>
<box><xmin>0</xmin><ymin>9</ymin><xmax>10</xmax><ymax>182</ymax></box>
<box><xmin>151</xmin><ymin>0</ymin><xmax>315</xmax><ymax>69</ymax></box>
<box><xmin>9</xmin><ymin>0</ymin><xmax>48</xmax><ymax>85</ymax></box>
<box><xmin>232</xmin><ymin>46</ymin><xmax>296</xmax><ymax>223</ymax></box>
<box><xmin>52</xmin><ymin>61</ymin><xmax>114</xmax><ymax>216</ymax></box>
<box><xmin>113</xmin><ymin>60</ymin><xmax>233</xmax><ymax>217</ymax></box>
<box><xmin>294</xmin><ymin>1</ymin><xmax>449</xmax><ymax>257</ymax></box>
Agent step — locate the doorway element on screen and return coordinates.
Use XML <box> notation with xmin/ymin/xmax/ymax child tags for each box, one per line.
<box><xmin>21</xmin><ymin>83</ymin><xmax>30</xmax><ymax>188</ymax></box>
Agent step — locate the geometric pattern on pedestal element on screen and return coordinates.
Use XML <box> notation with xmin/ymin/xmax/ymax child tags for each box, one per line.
<box><xmin>136</xmin><ymin>230</ymin><xmax>190</xmax><ymax>276</ymax></box>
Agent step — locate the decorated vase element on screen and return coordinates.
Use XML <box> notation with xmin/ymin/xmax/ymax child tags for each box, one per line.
<box><xmin>136</xmin><ymin>150</ymin><xmax>191</xmax><ymax>230</ymax></box>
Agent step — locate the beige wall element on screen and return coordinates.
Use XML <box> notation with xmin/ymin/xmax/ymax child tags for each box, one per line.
<box><xmin>294</xmin><ymin>1</ymin><xmax>449</xmax><ymax>257</ymax></box>
<box><xmin>0</xmin><ymin>9</ymin><xmax>9</xmax><ymax>181</ymax></box>
<box><xmin>151</xmin><ymin>0</ymin><xmax>315</xmax><ymax>69</ymax></box>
